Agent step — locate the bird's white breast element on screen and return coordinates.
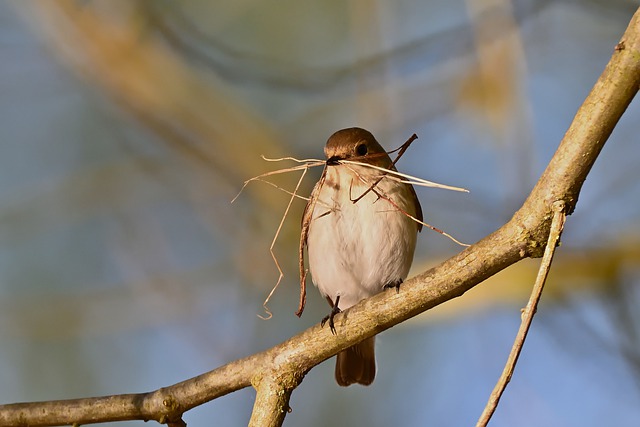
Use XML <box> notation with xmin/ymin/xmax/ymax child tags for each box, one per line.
<box><xmin>306</xmin><ymin>164</ymin><xmax>419</xmax><ymax>310</ymax></box>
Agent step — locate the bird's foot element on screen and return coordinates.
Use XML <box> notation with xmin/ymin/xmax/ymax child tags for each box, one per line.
<box><xmin>384</xmin><ymin>279</ymin><xmax>403</xmax><ymax>294</ymax></box>
<box><xmin>321</xmin><ymin>295</ymin><xmax>341</xmax><ymax>335</ymax></box>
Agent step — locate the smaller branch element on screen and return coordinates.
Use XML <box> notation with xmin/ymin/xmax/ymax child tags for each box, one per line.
<box><xmin>476</xmin><ymin>200</ymin><xmax>567</xmax><ymax>427</ymax></box>
<box><xmin>248</xmin><ymin>376</ymin><xmax>293</xmax><ymax>427</ymax></box>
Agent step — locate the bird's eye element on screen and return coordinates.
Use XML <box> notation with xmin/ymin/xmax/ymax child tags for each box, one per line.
<box><xmin>356</xmin><ymin>143</ymin><xmax>368</xmax><ymax>156</ymax></box>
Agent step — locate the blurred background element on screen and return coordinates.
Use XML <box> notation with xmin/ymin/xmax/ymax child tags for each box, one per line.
<box><xmin>1</xmin><ymin>1</ymin><xmax>640</xmax><ymax>426</ymax></box>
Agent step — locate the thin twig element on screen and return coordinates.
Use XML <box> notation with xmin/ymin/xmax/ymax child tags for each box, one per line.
<box><xmin>340</xmin><ymin>160</ymin><xmax>469</xmax><ymax>192</ymax></box>
<box><xmin>350</xmin><ymin>133</ymin><xmax>419</xmax><ymax>204</ymax></box>
<box><xmin>230</xmin><ymin>160</ymin><xmax>324</xmax><ymax>203</ymax></box>
<box><xmin>261</xmin><ymin>155</ymin><xmax>323</xmax><ymax>163</ymax></box>
<box><xmin>251</xmin><ymin>178</ymin><xmax>311</xmax><ymax>201</ymax></box>
<box><xmin>476</xmin><ymin>200</ymin><xmax>567</xmax><ymax>427</ymax></box>
<box><xmin>343</xmin><ymin>163</ymin><xmax>470</xmax><ymax>247</ymax></box>
<box><xmin>380</xmin><ymin>194</ymin><xmax>470</xmax><ymax>247</ymax></box>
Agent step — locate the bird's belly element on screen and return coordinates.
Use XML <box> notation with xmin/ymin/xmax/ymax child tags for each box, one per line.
<box><xmin>307</xmin><ymin>186</ymin><xmax>417</xmax><ymax>310</ymax></box>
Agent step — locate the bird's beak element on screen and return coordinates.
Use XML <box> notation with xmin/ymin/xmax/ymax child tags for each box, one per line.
<box><xmin>326</xmin><ymin>155</ymin><xmax>342</xmax><ymax>165</ymax></box>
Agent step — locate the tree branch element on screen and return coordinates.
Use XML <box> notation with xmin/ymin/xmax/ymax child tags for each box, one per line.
<box><xmin>248</xmin><ymin>374</ymin><xmax>297</xmax><ymax>427</ymax></box>
<box><xmin>477</xmin><ymin>200</ymin><xmax>567</xmax><ymax>427</ymax></box>
<box><xmin>1</xmin><ymin>6</ymin><xmax>638</xmax><ymax>427</ymax></box>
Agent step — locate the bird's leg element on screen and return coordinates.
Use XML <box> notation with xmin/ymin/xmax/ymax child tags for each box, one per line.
<box><xmin>384</xmin><ymin>279</ymin><xmax>403</xmax><ymax>294</ymax></box>
<box><xmin>321</xmin><ymin>295</ymin><xmax>341</xmax><ymax>335</ymax></box>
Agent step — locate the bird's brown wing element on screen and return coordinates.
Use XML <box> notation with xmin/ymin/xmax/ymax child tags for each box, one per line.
<box><xmin>409</xmin><ymin>184</ymin><xmax>423</xmax><ymax>232</ymax></box>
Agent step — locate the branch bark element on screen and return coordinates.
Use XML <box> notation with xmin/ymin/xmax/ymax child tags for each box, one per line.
<box><xmin>248</xmin><ymin>374</ymin><xmax>296</xmax><ymax>427</ymax></box>
<box><xmin>1</xmin><ymin>6</ymin><xmax>639</xmax><ymax>427</ymax></box>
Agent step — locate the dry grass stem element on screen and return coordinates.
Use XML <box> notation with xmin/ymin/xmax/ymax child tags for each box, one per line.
<box><xmin>341</xmin><ymin>159</ymin><xmax>469</xmax><ymax>192</ymax></box>
<box><xmin>343</xmin><ymin>162</ymin><xmax>471</xmax><ymax>247</ymax></box>
<box><xmin>259</xmin><ymin>166</ymin><xmax>310</xmax><ymax>319</ymax></box>
<box><xmin>297</xmin><ymin>166</ymin><xmax>327</xmax><ymax>316</ymax></box>
<box><xmin>235</xmin><ymin>150</ymin><xmax>471</xmax><ymax>317</ymax></box>
<box><xmin>230</xmin><ymin>160</ymin><xmax>324</xmax><ymax>203</ymax></box>
<box><xmin>251</xmin><ymin>178</ymin><xmax>311</xmax><ymax>201</ymax></box>
<box><xmin>261</xmin><ymin>155</ymin><xmax>324</xmax><ymax>163</ymax></box>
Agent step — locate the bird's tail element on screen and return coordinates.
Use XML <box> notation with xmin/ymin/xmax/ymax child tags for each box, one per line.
<box><xmin>335</xmin><ymin>336</ymin><xmax>376</xmax><ymax>386</ymax></box>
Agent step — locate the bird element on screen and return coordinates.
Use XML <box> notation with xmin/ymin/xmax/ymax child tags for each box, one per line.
<box><xmin>304</xmin><ymin>127</ymin><xmax>423</xmax><ymax>386</ymax></box>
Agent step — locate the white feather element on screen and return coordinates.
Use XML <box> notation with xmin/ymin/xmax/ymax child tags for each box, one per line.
<box><xmin>307</xmin><ymin>163</ymin><xmax>419</xmax><ymax>310</ymax></box>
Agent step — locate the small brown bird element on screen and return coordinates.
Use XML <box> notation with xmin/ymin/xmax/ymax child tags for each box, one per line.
<box><xmin>304</xmin><ymin>127</ymin><xmax>422</xmax><ymax>386</ymax></box>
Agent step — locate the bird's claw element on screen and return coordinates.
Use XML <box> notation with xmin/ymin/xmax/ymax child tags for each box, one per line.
<box><xmin>321</xmin><ymin>295</ymin><xmax>341</xmax><ymax>335</ymax></box>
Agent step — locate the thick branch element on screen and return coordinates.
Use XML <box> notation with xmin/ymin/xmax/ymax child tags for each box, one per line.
<box><xmin>0</xmin><ymin>7</ymin><xmax>639</xmax><ymax>427</ymax></box>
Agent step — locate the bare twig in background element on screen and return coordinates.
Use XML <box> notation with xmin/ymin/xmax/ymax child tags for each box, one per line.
<box><xmin>0</xmin><ymin>5</ymin><xmax>638</xmax><ymax>427</ymax></box>
<box><xmin>14</xmin><ymin>0</ymin><xmax>286</xmax><ymax>211</ymax></box>
<box><xmin>476</xmin><ymin>200</ymin><xmax>567</xmax><ymax>427</ymax></box>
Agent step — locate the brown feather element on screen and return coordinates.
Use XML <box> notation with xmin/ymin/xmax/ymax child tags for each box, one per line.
<box><xmin>335</xmin><ymin>337</ymin><xmax>376</xmax><ymax>386</ymax></box>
